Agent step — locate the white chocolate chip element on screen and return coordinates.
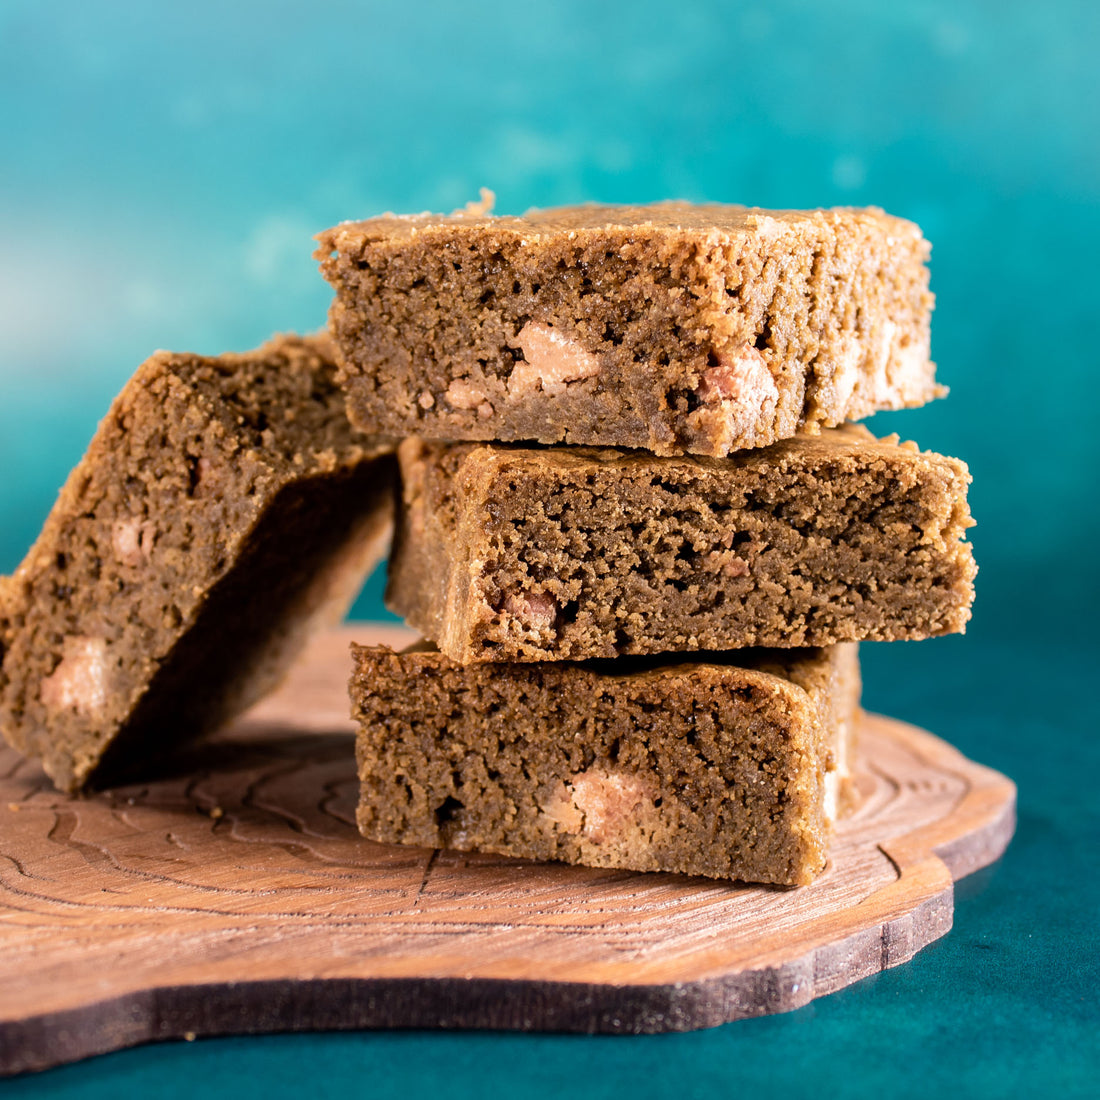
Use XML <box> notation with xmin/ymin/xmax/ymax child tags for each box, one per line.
<box><xmin>500</xmin><ymin>590</ymin><xmax>559</xmax><ymax>635</ymax></box>
<box><xmin>567</xmin><ymin>768</ymin><xmax>658</xmax><ymax>845</ymax></box>
<box><xmin>539</xmin><ymin>783</ymin><xmax>584</xmax><ymax>833</ymax></box>
<box><xmin>508</xmin><ymin>323</ymin><xmax>601</xmax><ymax>398</ymax></box>
<box><xmin>111</xmin><ymin>517</ymin><xmax>156</xmax><ymax>567</ymax></box>
<box><xmin>694</xmin><ymin>342</ymin><xmax>779</xmax><ymax>447</ymax></box>
<box><xmin>444</xmin><ymin>378</ymin><xmax>488</xmax><ymax>411</ymax></box>
<box><xmin>824</xmin><ymin>770</ymin><xmax>839</xmax><ymax>825</ymax></box>
<box><xmin>890</xmin><ymin>333</ymin><xmax>934</xmax><ymax>402</ymax></box>
<box><xmin>862</xmin><ymin>321</ymin><xmax>932</xmax><ymax>407</ymax></box>
<box><xmin>698</xmin><ymin>342</ymin><xmax>779</xmax><ymax>408</ymax></box>
<box><xmin>40</xmin><ymin>636</ymin><xmax>111</xmax><ymax>715</ymax></box>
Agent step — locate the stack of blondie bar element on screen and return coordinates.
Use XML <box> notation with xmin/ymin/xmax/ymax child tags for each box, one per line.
<box><xmin>317</xmin><ymin>200</ymin><xmax>976</xmax><ymax>886</ymax></box>
<box><xmin>0</xmin><ymin>199</ymin><xmax>975</xmax><ymax>889</ymax></box>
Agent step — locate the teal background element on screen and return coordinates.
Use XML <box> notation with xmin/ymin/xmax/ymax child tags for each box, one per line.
<box><xmin>1</xmin><ymin>0</ymin><xmax>1097</xmax><ymax>1095</ymax></box>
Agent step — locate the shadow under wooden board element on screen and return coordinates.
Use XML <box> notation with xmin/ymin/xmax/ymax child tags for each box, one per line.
<box><xmin>0</xmin><ymin>626</ymin><xmax>1015</xmax><ymax>1075</ymax></box>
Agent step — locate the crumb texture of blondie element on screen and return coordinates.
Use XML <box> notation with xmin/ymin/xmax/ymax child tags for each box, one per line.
<box><xmin>0</xmin><ymin>334</ymin><xmax>395</xmax><ymax>792</ymax></box>
<box><xmin>350</xmin><ymin>642</ymin><xmax>860</xmax><ymax>886</ymax></box>
<box><xmin>385</xmin><ymin>425</ymin><xmax>975</xmax><ymax>663</ymax></box>
<box><xmin>317</xmin><ymin>202</ymin><xmax>937</xmax><ymax>457</ymax></box>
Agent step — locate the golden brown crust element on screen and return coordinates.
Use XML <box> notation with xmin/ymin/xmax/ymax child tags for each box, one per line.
<box><xmin>321</xmin><ymin>202</ymin><xmax>920</xmax><ymax>246</ymax></box>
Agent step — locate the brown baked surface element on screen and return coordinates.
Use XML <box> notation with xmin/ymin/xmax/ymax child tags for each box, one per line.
<box><xmin>317</xmin><ymin>201</ymin><xmax>937</xmax><ymax>457</ymax></box>
<box><xmin>386</xmin><ymin>424</ymin><xmax>975</xmax><ymax>663</ymax></box>
<box><xmin>0</xmin><ymin>334</ymin><xmax>396</xmax><ymax>792</ymax></box>
<box><xmin>351</xmin><ymin>642</ymin><xmax>860</xmax><ymax>886</ymax></box>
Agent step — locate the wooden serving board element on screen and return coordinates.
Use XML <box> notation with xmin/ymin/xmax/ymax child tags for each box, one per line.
<box><xmin>0</xmin><ymin>626</ymin><xmax>1015</xmax><ymax>1075</ymax></box>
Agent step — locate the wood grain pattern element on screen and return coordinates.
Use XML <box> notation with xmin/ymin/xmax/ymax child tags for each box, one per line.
<box><xmin>0</xmin><ymin>626</ymin><xmax>1015</xmax><ymax>1075</ymax></box>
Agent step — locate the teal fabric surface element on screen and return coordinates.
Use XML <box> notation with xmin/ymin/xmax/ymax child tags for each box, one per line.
<box><xmin>1</xmin><ymin>0</ymin><xmax>1097</xmax><ymax>1095</ymax></box>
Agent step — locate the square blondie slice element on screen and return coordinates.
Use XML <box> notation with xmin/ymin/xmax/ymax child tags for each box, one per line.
<box><xmin>352</xmin><ymin>642</ymin><xmax>859</xmax><ymax>886</ymax></box>
<box><xmin>387</xmin><ymin>425</ymin><xmax>975</xmax><ymax>663</ymax></box>
<box><xmin>0</xmin><ymin>334</ymin><xmax>395</xmax><ymax>792</ymax></box>
<box><xmin>317</xmin><ymin>200</ymin><xmax>937</xmax><ymax>457</ymax></box>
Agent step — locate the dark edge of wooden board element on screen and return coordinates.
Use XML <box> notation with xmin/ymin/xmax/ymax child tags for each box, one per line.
<box><xmin>2</xmin><ymin>891</ymin><xmax>953</xmax><ymax>1075</ymax></box>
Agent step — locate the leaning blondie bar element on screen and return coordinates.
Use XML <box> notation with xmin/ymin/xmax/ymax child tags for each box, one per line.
<box><xmin>0</xmin><ymin>334</ymin><xmax>394</xmax><ymax>792</ymax></box>
<box><xmin>317</xmin><ymin>200</ymin><xmax>937</xmax><ymax>457</ymax></box>
<box><xmin>387</xmin><ymin>425</ymin><xmax>975</xmax><ymax>663</ymax></box>
<box><xmin>351</xmin><ymin>642</ymin><xmax>860</xmax><ymax>886</ymax></box>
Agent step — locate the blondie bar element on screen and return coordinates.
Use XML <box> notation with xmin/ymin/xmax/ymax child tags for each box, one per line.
<box><xmin>351</xmin><ymin>642</ymin><xmax>859</xmax><ymax>885</ymax></box>
<box><xmin>0</xmin><ymin>335</ymin><xmax>394</xmax><ymax>791</ymax></box>
<box><xmin>317</xmin><ymin>200</ymin><xmax>937</xmax><ymax>457</ymax></box>
<box><xmin>386</xmin><ymin>425</ymin><xmax>975</xmax><ymax>663</ymax></box>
